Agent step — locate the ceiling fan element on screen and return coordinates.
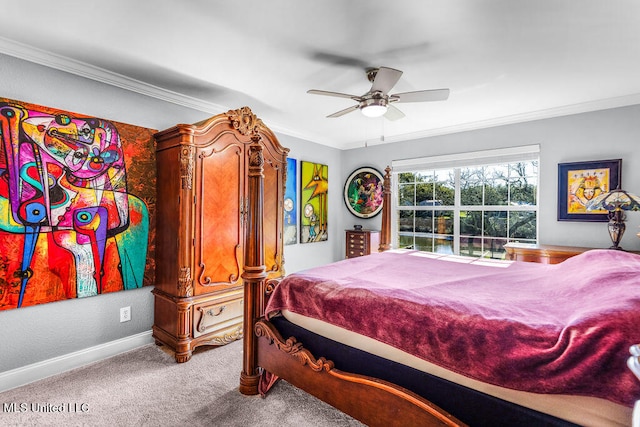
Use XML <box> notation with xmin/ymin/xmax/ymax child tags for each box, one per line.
<box><xmin>307</xmin><ymin>66</ymin><xmax>449</xmax><ymax>121</ymax></box>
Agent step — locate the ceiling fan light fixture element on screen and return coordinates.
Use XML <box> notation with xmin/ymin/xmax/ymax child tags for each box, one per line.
<box><xmin>360</xmin><ymin>98</ymin><xmax>388</xmax><ymax>118</ymax></box>
<box><xmin>307</xmin><ymin>66</ymin><xmax>449</xmax><ymax>120</ymax></box>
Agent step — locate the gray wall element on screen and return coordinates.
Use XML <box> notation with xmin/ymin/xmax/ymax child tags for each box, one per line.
<box><xmin>278</xmin><ymin>134</ymin><xmax>343</xmax><ymax>273</ymax></box>
<box><xmin>0</xmin><ymin>54</ymin><xmax>342</xmax><ymax>373</ymax></box>
<box><xmin>1</xmin><ymin>52</ymin><xmax>639</xmax><ymax>375</ymax></box>
<box><xmin>340</xmin><ymin>105</ymin><xmax>640</xmax><ymax>254</ymax></box>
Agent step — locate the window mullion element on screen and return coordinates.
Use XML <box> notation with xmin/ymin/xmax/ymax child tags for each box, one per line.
<box><xmin>454</xmin><ymin>168</ymin><xmax>461</xmax><ymax>255</ymax></box>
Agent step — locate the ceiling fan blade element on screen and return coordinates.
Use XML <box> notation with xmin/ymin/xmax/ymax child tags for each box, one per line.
<box><xmin>384</xmin><ymin>104</ymin><xmax>405</xmax><ymax>121</ymax></box>
<box><xmin>327</xmin><ymin>105</ymin><xmax>359</xmax><ymax>118</ymax></box>
<box><xmin>309</xmin><ymin>51</ymin><xmax>370</xmax><ymax>69</ymax></box>
<box><xmin>307</xmin><ymin>89</ymin><xmax>361</xmax><ymax>100</ymax></box>
<box><xmin>371</xmin><ymin>67</ymin><xmax>403</xmax><ymax>94</ymax></box>
<box><xmin>390</xmin><ymin>88</ymin><xmax>450</xmax><ymax>103</ymax></box>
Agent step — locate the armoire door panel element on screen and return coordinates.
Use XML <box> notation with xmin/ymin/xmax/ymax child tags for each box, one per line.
<box><xmin>154</xmin><ymin>147</ymin><xmax>187</xmax><ymax>295</ymax></box>
<box><xmin>263</xmin><ymin>160</ymin><xmax>282</xmax><ymax>276</ymax></box>
<box><xmin>194</xmin><ymin>141</ymin><xmax>244</xmax><ymax>295</ymax></box>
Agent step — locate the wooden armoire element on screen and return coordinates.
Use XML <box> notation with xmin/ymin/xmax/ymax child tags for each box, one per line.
<box><xmin>152</xmin><ymin>106</ymin><xmax>288</xmax><ymax>362</ymax></box>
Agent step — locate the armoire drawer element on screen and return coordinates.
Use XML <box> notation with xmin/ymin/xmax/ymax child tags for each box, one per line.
<box><xmin>193</xmin><ymin>295</ymin><xmax>243</xmax><ymax>338</ymax></box>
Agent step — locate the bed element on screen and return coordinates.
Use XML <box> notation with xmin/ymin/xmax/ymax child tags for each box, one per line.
<box><xmin>239</xmin><ymin>157</ymin><xmax>640</xmax><ymax>427</ymax></box>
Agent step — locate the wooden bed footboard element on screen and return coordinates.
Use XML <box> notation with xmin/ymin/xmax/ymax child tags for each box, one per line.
<box><xmin>253</xmin><ymin>318</ymin><xmax>465</xmax><ymax>427</ymax></box>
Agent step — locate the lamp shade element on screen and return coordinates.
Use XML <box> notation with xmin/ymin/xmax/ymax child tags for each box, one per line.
<box><xmin>586</xmin><ymin>188</ymin><xmax>640</xmax><ymax>250</ymax></box>
<box><xmin>586</xmin><ymin>189</ymin><xmax>640</xmax><ymax>212</ymax></box>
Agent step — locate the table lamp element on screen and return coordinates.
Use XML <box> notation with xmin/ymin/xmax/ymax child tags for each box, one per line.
<box><xmin>587</xmin><ymin>189</ymin><xmax>640</xmax><ymax>250</ymax></box>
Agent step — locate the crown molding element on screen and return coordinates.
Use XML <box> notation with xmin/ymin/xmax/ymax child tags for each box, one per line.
<box><xmin>3</xmin><ymin>36</ymin><xmax>639</xmax><ymax>151</ymax></box>
<box><xmin>0</xmin><ymin>36</ymin><xmax>231</xmax><ymax>115</ymax></box>
<box><xmin>345</xmin><ymin>93</ymin><xmax>640</xmax><ymax>150</ymax></box>
<box><xmin>0</xmin><ymin>36</ymin><xmax>328</xmax><ymax>146</ymax></box>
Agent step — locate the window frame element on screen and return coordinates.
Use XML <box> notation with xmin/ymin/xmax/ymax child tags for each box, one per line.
<box><xmin>391</xmin><ymin>146</ymin><xmax>540</xmax><ymax>258</ymax></box>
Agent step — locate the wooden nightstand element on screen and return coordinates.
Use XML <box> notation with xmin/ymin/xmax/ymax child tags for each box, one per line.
<box><xmin>503</xmin><ymin>243</ymin><xmax>596</xmax><ymax>264</ymax></box>
<box><xmin>345</xmin><ymin>229</ymin><xmax>380</xmax><ymax>259</ymax></box>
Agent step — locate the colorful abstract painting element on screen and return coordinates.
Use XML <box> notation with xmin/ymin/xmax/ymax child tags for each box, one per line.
<box><xmin>0</xmin><ymin>97</ymin><xmax>156</xmax><ymax>310</ymax></box>
<box><xmin>343</xmin><ymin>167</ymin><xmax>384</xmax><ymax>218</ymax></box>
<box><xmin>284</xmin><ymin>158</ymin><xmax>297</xmax><ymax>245</ymax></box>
<box><xmin>300</xmin><ymin>161</ymin><xmax>328</xmax><ymax>243</ymax></box>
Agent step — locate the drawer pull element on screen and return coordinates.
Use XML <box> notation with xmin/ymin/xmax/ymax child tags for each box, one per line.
<box><xmin>207</xmin><ymin>305</ymin><xmax>226</xmax><ymax>317</ymax></box>
<box><xmin>194</xmin><ymin>299</ymin><xmax>243</xmax><ymax>336</ymax></box>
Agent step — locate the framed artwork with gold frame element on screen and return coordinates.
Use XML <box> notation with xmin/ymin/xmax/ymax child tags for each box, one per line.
<box><xmin>557</xmin><ymin>159</ymin><xmax>621</xmax><ymax>222</ymax></box>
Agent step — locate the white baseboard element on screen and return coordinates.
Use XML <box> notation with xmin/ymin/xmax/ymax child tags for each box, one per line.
<box><xmin>0</xmin><ymin>330</ymin><xmax>154</xmax><ymax>393</ymax></box>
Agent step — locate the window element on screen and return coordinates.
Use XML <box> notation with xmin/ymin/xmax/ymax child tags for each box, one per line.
<box><xmin>393</xmin><ymin>146</ymin><xmax>539</xmax><ymax>259</ymax></box>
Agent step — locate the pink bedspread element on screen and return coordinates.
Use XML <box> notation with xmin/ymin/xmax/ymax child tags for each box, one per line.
<box><xmin>265</xmin><ymin>249</ymin><xmax>640</xmax><ymax>406</ymax></box>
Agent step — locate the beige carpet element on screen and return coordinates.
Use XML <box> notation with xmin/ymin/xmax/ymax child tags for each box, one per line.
<box><xmin>0</xmin><ymin>340</ymin><xmax>363</xmax><ymax>426</ymax></box>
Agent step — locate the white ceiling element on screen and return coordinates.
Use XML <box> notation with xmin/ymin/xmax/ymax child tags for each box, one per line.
<box><xmin>1</xmin><ymin>0</ymin><xmax>639</xmax><ymax>150</ymax></box>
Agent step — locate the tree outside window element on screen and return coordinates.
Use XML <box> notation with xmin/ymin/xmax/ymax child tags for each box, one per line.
<box><xmin>396</xmin><ymin>160</ymin><xmax>538</xmax><ymax>259</ymax></box>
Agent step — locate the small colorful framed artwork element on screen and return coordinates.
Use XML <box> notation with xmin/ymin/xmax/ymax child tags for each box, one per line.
<box><xmin>557</xmin><ymin>159</ymin><xmax>621</xmax><ymax>222</ymax></box>
<box><xmin>284</xmin><ymin>157</ymin><xmax>297</xmax><ymax>245</ymax></box>
<box><xmin>343</xmin><ymin>167</ymin><xmax>384</xmax><ymax>219</ymax></box>
<box><xmin>300</xmin><ymin>161</ymin><xmax>328</xmax><ymax>243</ymax></box>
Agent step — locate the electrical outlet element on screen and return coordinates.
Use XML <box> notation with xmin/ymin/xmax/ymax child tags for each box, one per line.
<box><xmin>120</xmin><ymin>306</ymin><xmax>131</xmax><ymax>323</ymax></box>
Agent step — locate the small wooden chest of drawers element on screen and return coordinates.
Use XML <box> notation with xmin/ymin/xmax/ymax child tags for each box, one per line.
<box><xmin>346</xmin><ymin>229</ymin><xmax>380</xmax><ymax>259</ymax></box>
